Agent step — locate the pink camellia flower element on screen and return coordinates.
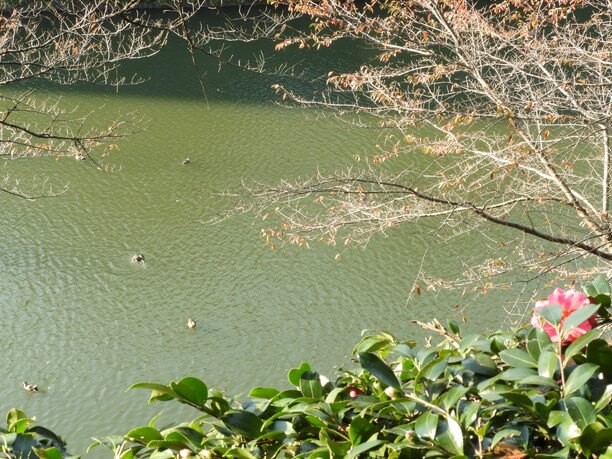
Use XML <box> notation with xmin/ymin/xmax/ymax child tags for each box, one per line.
<box><xmin>531</xmin><ymin>288</ymin><xmax>597</xmax><ymax>343</ymax></box>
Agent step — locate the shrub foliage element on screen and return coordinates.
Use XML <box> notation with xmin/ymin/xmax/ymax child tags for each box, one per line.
<box><xmin>2</xmin><ymin>279</ymin><xmax>611</xmax><ymax>458</ymax></box>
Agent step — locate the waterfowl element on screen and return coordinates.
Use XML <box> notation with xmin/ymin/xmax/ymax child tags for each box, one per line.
<box><xmin>75</xmin><ymin>153</ymin><xmax>86</xmax><ymax>161</ymax></box>
<box><xmin>22</xmin><ymin>382</ymin><xmax>38</xmax><ymax>393</ymax></box>
<box><xmin>182</xmin><ymin>158</ymin><xmax>191</xmax><ymax>165</ymax></box>
<box><xmin>131</xmin><ymin>254</ymin><xmax>145</xmax><ymax>263</ymax></box>
<box><xmin>187</xmin><ymin>318</ymin><xmax>196</xmax><ymax>329</ymax></box>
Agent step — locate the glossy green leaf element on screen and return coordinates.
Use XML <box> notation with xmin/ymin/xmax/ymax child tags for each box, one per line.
<box><xmin>27</xmin><ymin>426</ymin><xmax>66</xmax><ymax>449</ymax></box>
<box><xmin>207</xmin><ymin>395</ymin><xmax>230</xmax><ymax>417</ymax></box>
<box><xmin>149</xmin><ymin>391</ymin><xmax>174</xmax><ymax>403</ymax></box>
<box><xmin>87</xmin><ymin>436</ymin><xmax>124</xmax><ymax>453</ymax></box>
<box><xmin>435</xmin><ymin>418</ymin><xmax>463</xmax><ymax>455</ymax></box>
<box><xmin>222</xmin><ymin>411</ymin><xmax>263</xmax><ymax>438</ymax></box>
<box><xmin>527</xmin><ymin>327</ymin><xmax>551</xmax><ymax>360</ymax></box>
<box><xmin>438</xmin><ymin>386</ymin><xmax>469</xmax><ymax>411</ymax></box>
<box><xmin>322</xmin><ymin>432</ymin><xmax>351</xmax><ymax>458</ymax></box>
<box><xmin>491</xmin><ymin>428</ymin><xmax>521</xmax><ymax>448</ymax></box>
<box><xmin>13</xmin><ymin>419</ymin><xmax>35</xmax><ymax>436</ymax></box>
<box><xmin>417</xmin><ymin>356</ymin><xmax>448</xmax><ymax>382</ymax></box>
<box><xmin>547</xmin><ymin>410</ymin><xmax>569</xmax><ymax>428</ymax></box>
<box><xmin>539</xmin><ymin>304</ymin><xmax>563</xmax><ymax>327</ymax></box>
<box><xmin>147</xmin><ymin>412</ymin><xmax>162</xmax><ymax>429</ymax></box>
<box><xmin>170</xmin><ymin>377</ymin><xmax>207</xmax><ymax>408</ymax></box>
<box><xmin>325</xmin><ymin>387</ymin><xmax>345</xmax><ymax>403</ymax></box>
<box><xmin>416</xmin><ymin>347</ymin><xmax>438</xmax><ymax>366</ymax></box>
<box><xmin>472</xmin><ymin>337</ymin><xmax>494</xmax><ymax>353</ymax></box>
<box><xmin>448</xmin><ymin>319</ymin><xmax>460</xmax><ymax>335</ymax></box>
<box><xmin>128</xmin><ymin>383</ymin><xmax>176</xmax><ymax>403</ymax></box>
<box><xmin>459</xmin><ymin>401</ymin><xmax>479</xmax><ymax>429</ymax></box>
<box><xmin>594</xmin><ymin>383</ymin><xmax>611</xmax><ymax>412</ymax></box>
<box><xmin>146</xmin><ymin>439</ymin><xmax>189</xmax><ymax>450</ymax></box>
<box><xmin>586</xmin><ymin>339</ymin><xmax>612</xmax><ymax>372</ymax></box>
<box><xmin>125</xmin><ymin>426</ymin><xmax>162</xmax><ymax>444</ymax></box>
<box><xmin>520</xmin><ymin>375</ymin><xmax>558</xmax><ymax>388</ymax></box>
<box><xmin>300</xmin><ymin>371</ymin><xmax>323</xmax><ymax>399</ymax></box>
<box><xmin>166</xmin><ymin>427</ymin><xmax>204</xmax><ymax>448</ymax></box>
<box><xmin>6</xmin><ymin>410</ymin><xmax>33</xmax><ymax>434</ymax></box>
<box><xmin>592</xmin><ymin>276</ymin><xmax>611</xmax><ymax>294</ymax></box>
<box><xmin>563</xmin><ymin>397</ymin><xmax>596</xmax><ymax>430</ymax></box>
<box><xmin>304</xmin><ymin>448</ymin><xmax>330</xmax><ymax>459</ymax></box>
<box><xmin>499</xmin><ymin>348</ymin><xmax>537</xmax><ymax>368</ymax></box>
<box><xmin>270</xmin><ymin>420</ymin><xmax>294</xmax><ymax>436</ymax></box>
<box><xmin>501</xmin><ymin>392</ymin><xmax>533</xmax><ymax>412</ymax></box>
<box><xmin>564</xmin><ymin>363</ymin><xmax>599</xmax><ymax>397</ymax></box>
<box><xmin>584</xmin><ymin>276</ymin><xmax>611</xmax><ymax>297</ymax></box>
<box><xmin>288</xmin><ymin>362</ymin><xmax>311</xmax><ymax>386</ymax></box>
<box><xmin>163</xmin><ymin>431</ymin><xmax>192</xmax><ymax>444</ymax></box>
<box><xmin>563</xmin><ymin>330</ymin><xmax>599</xmax><ymax>365</ymax></box>
<box><xmin>304</xmin><ymin>415</ymin><xmax>325</xmax><ymax>429</ymax></box>
<box><xmin>561</xmin><ymin>304</ymin><xmax>599</xmax><ymax>335</ymax></box>
<box><xmin>461</xmin><ymin>354</ymin><xmax>497</xmax><ymax>376</ymax></box>
<box><xmin>414</xmin><ymin>412</ymin><xmax>438</xmax><ymax>440</ymax></box>
<box><xmin>579</xmin><ymin>422</ymin><xmax>612</xmax><ymax>457</ymax></box>
<box><xmin>385</xmin><ymin>425</ymin><xmax>413</xmax><ymax>436</ymax></box>
<box><xmin>534</xmin><ymin>401</ymin><xmax>552</xmax><ymax>419</ymax></box>
<box><xmin>224</xmin><ymin>448</ymin><xmax>258</xmax><ymax>459</ymax></box>
<box><xmin>128</xmin><ymin>382</ymin><xmax>174</xmax><ymax>394</ymax></box>
<box><xmin>248</xmin><ymin>387</ymin><xmax>279</xmax><ymax>399</ymax></box>
<box><xmin>6</xmin><ymin>409</ymin><xmax>26</xmax><ymax>433</ymax></box>
<box><xmin>395</xmin><ymin>343</ymin><xmax>416</xmax><ymax>357</ymax></box>
<box><xmin>591</xmin><ymin>295</ymin><xmax>612</xmax><ymax>314</ymax></box>
<box><xmin>491</xmin><ymin>337</ymin><xmax>508</xmax><ymax>354</ymax></box>
<box><xmin>556</xmin><ymin>418</ymin><xmax>581</xmax><ymax>446</ymax></box>
<box><xmin>346</xmin><ymin>439</ymin><xmax>384</xmax><ymax>458</ymax></box>
<box><xmin>10</xmin><ymin>433</ymin><xmax>38</xmax><ymax>459</ymax></box>
<box><xmin>459</xmin><ymin>334</ymin><xmax>480</xmax><ymax>353</ymax></box>
<box><xmin>353</xmin><ymin>334</ymin><xmax>395</xmax><ymax>354</ymax></box>
<box><xmin>477</xmin><ymin>379</ymin><xmax>509</xmax><ymax>399</ymax></box>
<box><xmin>271</xmin><ymin>390</ymin><xmax>302</xmax><ymax>405</ymax></box>
<box><xmin>498</xmin><ymin>367</ymin><xmax>537</xmax><ymax>381</ymax></box>
<box><xmin>32</xmin><ymin>447</ymin><xmax>63</xmax><ymax>459</ymax></box>
<box><xmin>348</xmin><ymin>416</ymin><xmax>376</xmax><ymax>446</ymax></box>
<box><xmin>538</xmin><ymin>351</ymin><xmax>558</xmax><ymax>378</ymax></box>
<box><xmin>358</xmin><ymin>352</ymin><xmax>401</xmax><ymax>390</ymax></box>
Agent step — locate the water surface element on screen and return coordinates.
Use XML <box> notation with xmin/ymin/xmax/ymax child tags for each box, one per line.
<box><xmin>1</xmin><ymin>18</ymin><xmax>519</xmax><ymax>454</ymax></box>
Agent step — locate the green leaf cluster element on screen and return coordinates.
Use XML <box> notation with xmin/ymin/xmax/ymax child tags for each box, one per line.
<box><xmin>0</xmin><ymin>409</ymin><xmax>70</xmax><ymax>459</ymax></box>
<box><xmin>98</xmin><ymin>280</ymin><xmax>609</xmax><ymax>458</ymax></box>
<box><xmin>3</xmin><ymin>279</ymin><xmax>611</xmax><ymax>458</ymax></box>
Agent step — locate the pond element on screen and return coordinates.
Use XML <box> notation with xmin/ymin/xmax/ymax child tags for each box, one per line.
<box><xmin>0</xmin><ymin>10</ymin><xmax>520</xmax><ymax>455</ymax></box>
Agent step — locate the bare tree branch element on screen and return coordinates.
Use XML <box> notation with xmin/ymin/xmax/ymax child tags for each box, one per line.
<box><xmin>217</xmin><ymin>0</ymin><xmax>612</xmax><ymax>290</ymax></box>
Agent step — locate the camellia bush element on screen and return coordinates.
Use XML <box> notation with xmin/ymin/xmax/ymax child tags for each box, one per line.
<box><xmin>0</xmin><ymin>409</ymin><xmax>68</xmax><ymax>459</ymax></box>
<box><xmin>3</xmin><ymin>279</ymin><xmax>611</xmax><ymax>458</ymax></box>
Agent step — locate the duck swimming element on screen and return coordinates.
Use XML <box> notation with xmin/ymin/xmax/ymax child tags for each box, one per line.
<box><xmin>131</xmin><ymin>254</ymin><xmax>145</xmax><ymax>263</ymax></box>
<box><xmin>22</xmin><ymin>382</ymin><xmax>38</xmax><ymax>393</ymax></box>
<box><xmin>187</xmin><ymin>318</ymin><xmax>196</xmax><ymax>329</ymax></box>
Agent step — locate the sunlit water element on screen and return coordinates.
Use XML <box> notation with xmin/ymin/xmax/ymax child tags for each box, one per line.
<box><xmin>1</xmin><ymin>14</ymin><xmax>523</xmax><ymax>455</ymax></box>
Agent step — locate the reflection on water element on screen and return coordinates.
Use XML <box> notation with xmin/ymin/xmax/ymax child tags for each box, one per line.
<box><xmin>0</xmin><ymin>13</ymin><xmax>515</xmax><ymax>455</ymax></box>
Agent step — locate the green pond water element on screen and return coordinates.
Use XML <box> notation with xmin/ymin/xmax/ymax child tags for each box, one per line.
<box><xmin>0</xmin><ymin>14</ymin><xmax>522</xmax><ymax>455</ymax></box>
